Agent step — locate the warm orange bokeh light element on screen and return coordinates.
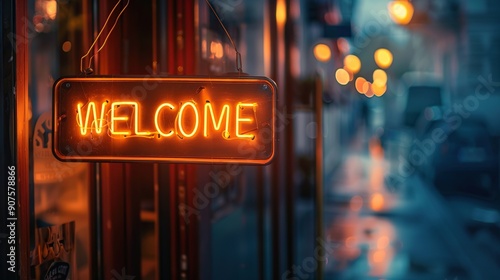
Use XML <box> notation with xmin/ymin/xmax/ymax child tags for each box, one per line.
<box><xmin>62</xmin><ymin>41</ymin><xmax>72</xmax><ymax>52</ymax></box>
<box><xmin>373</xmin><ymin>69</ymin><xmax>387</xmax><ymax>87</ymax></box>
<box><xmin>374</xmin><ymin>48</ymin><xmax>393</xmax><ymax>69</ymax></box>
<box><xmin>370</xmin><ymin>193</ymin><xmax>385</xmax><ymax>211</ymax></box>
<box><xmin>45</xmin><ymin>0</ymin><xmax>57</xmax><ymax>20</ymax></box>
<box><xmin>276</xmin><ymin>0</ymin><xmax>287</xmax><ymax>27</ymax></box>
<box><xmin>313</xmin><ymin>43</ymin><xmax>332</xmax><ymax>62</ymax></box>
<box><xmin>335</xmin><ymin>68</ymin><xmax>350</xmax><ymax>85</ymax></box>
<box><xmin>372</xmin><ymin>83</ymin><xmax>387</xmax><ymax>97</ymax></box>
<box><xmin>355</xmin><ymin>77</ymin><xmax>369</xmax><ymax>94</ymax></box>
<box><xmin>210</xmin><ymin>41</ymin><xmax>224</xmax><ymax>59</ymax></box>
<box><xmin>344</xmin><ymin>54</ymin><xmax>361</xmax><ymax>74</ymax></box>
<box><xmin>371</xmin><ymin>250</ymin><xmax>386</xmax><ymax>263</ymax></box>
<box><xmin>365</xmin><ymin>83</ymin><xmax>375</xmax><ymax>98</ymax></box>
<box><xmin>388</xmin><ymin>0</ymin><xmax>414</xmax><ymax>25</ymax></box>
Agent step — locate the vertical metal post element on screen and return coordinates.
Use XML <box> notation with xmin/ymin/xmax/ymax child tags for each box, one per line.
<box><xmin>315</xmin><ymin>73</ymin><xmax>324</xmax><ymax>280</ymax></box>
<box><xmin>15</xmin><ymin>0</ymin><xmax>31</xmax><ymax>277</ymax></box>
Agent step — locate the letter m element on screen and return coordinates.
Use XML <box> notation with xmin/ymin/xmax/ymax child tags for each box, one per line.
<box><xmin>204</xmin><ymin>103</ymin><xmax>230</xmax><ymax>137</ymax></box>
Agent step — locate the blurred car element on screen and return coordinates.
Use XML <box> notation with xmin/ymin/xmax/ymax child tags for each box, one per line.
<box><xmin>403</xmin><ymin>85</ymin><xmax>443</xmax><ymax>128</ymax></box>
<box><xmin>428</xmin><ymin>118</ymin><xmax>499</xmax><ymax>201</ymax></box>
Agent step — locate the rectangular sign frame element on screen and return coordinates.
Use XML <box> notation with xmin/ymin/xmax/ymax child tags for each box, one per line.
<box><xmin>52</xmin><ymin>76</ymin><xmax>276</xmax><ymax>165</ymax></box>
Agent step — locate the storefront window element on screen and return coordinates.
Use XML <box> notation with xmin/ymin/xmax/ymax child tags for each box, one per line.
<box><xmin>29</xmin><ymin>0</ymin><xmax>92</xmax><ymax>278</ymax></box>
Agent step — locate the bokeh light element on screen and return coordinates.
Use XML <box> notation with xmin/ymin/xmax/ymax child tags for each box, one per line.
<box><xmin>372</xmin><ymin>83</ymin><xmax>387</xmax><ymax>97</ymax></box>
<box><xmin>373</xmin><ymin>69</ymin><xmax>388</xmax><ymax>87</ymax></box>
<box><xmin>370</xmin><ymin>192</ymin><xmax>385</xmax><ymax>211</ymax></box>
<box><xmin>335</xmin><ymin>68</ymin><xmax>350</xmax><ymax>85</ymax></box>
<box><xmin>44</xmin><ymin>0</ymin><xmax>57</xmax><ymax>20</ymax></box>
<box><xmin>355</xmin><ymin>77</ymin><xmax>369</xmax><ymax>94</ymax></box>
<box><xmin>62</xmin><ymin>41</ymin><xmax>72</xmax><ymax>52</ymax></box>
<box><xmin>388</xmin><ymin>0</ymin><xmax>414</xmax><ymax>25</ymax></box>
<box><xmin>276</xmin><ymin>0</ymin><xmax>287</xmax><ymax>27</ymax></box>
<box><xmin>374</xmin><ymin>48</ymin><xmax>393</xmax><ymax>69</ymax></box>
<box><xmin>344</xmin><ymin>54</ymin><xmax>361</xmax><ymax>74</ymax></box>
<box><xmin>313</xmin><ymin>43</ymin><xmax>332</xmax><ymax>62</ymax></box>
<box><xmin>365</xmin><ymin>83</ymin><xmax>375</xmax><ymax>98</ymax></box>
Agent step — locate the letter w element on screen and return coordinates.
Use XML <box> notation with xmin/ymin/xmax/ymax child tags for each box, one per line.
<box><xmin>77</xmin><ymin>102</ymin><xmax>107</xmax><ymax>135</ymax></box>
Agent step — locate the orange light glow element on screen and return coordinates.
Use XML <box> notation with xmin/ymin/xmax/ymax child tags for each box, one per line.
<box><xmin>313</xmin><ymin>43</ymin><xmax>331</xmax><ymax>62</ymax></box>
<box><xmin>388</xmin><ymin>1</ymin><xmax>414</xmax><ymax>25</ymax></box>
<box><xmin>373</xmin><ymin>69</ymin><xmax>387</xmax><ymax>87</ymax></box>
<box><xmin>155</xmin><ymin>103</ymin><xmax>175</xmax><ymax>137</ymax></box>
<box><xmin>210</xmin><ymin>41</ymin><xmax>224</xmax><ymax>59</ymax></box>
<box><xmin>77</xmin><ymin>102</ymin><xmax>107</xmax><ymax>135</ymax></box>
<box><xmin>109</xmin><ymin>102</ymin><xmax>151</xmax><ymax>136</ymax></box>
<box><xmin>78</xmin><ymin>101</ymin><xmax>259</xmax><ymax>139</ymax></box>
<box><xmin>204</xmin><ymin>103</ymin><xmax>230</xmax><ymax>138</ymax></box>
<box><xmin>355</xmin><ymin>77</ymin><xmax>369</xmax><ymax>94</ymax></box>
<box><xmin>370</xmin><ymin>193</ymin><xmax>385</xmax><ymax>211</ymax></box>
<box><xmin>370</xmin><ymin>250</ymin><xmax>386</xmax><ymax>263</ymax></box>
<box><xmin>365</xmin><ymin>83</ymin><xmax>375</xmax><ymax>98</ymax></box>
<box><xmin>276</xmin><ymin>0</ymin><xmax>287</xmax><ymax>27</ymax></box>
<box><xmin>335</xmin><ymin>68</ymin><xmax>350</xmax><ymax>85</ymax></box>
<box><xmin>374</xmin><ymin>48</ymin><xmax>393</xmax><ymax>69</ymax></box>
<box><xmin>344</xmin><ymin>54</ymin><xmax>361</xmax><ymax>74</ymax></box>
<box><xmin>177</xmin><ymin>102</ymin><xmax>199</xmax><ymax>138</ymax></box>
<box><xmin>372</xmin><ymin>83</ymin><xmax>387</xmax><ymax>97</ymax></box>
<box><xmin>62</xmin><ymin>41</ymin><xmax>72</xmax><ymax>52</ymax></box>
<box><xmin>54</xmin><ymin>77</ymin><xmax>276</xmax><ymax>164</ymax></box>
<box><xmin>236</xmin><ymin>103</ymin><xmax>257</xmax><ymax>139</ymax></box>
<box><xmin>45</xmin><ymin>0</ymin><xmax>57</xmax><ymax>20</ymax></box>
<box><xmin>110</xmin><ymin>102</ymin><xmax>132</xmax><ymax>136</ymax></box>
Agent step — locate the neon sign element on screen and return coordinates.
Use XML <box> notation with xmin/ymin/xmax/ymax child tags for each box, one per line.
<box><xmin>53</xmin><ymin>77</ymin><xmax>276</xmax><ymax>164</ymax></box>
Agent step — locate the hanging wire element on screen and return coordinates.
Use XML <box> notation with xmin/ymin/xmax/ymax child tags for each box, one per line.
<box><xmin>80</xmin><ymin>0</ymin><xmax>130</xmax><ymax>74</ymax></box>
<box><xmin>204</xmin><ymin>0</ymin><xmax>243</xmax><ymax>74</ymax></box>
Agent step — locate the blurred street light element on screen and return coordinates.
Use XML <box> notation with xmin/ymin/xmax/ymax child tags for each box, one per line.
<box><xmin>313</xmin><ymin>43</ymin><xmax>332</xmax><ymax>62</ymax></box>
<box><xmin>388</xmin><ymin>0</ymin><xmax>414</xmax><ymax>25</ymax></box>
<box><xmin>344</xmin><ymin>54</ymin><xmax>361</xmax><ymax>74</ymax></box>
<box><xmin>374</xmin><ymin>48</ymin><xmax>393</xmax><ymax>69</ymax></box>
<box><xmin>373</xmin><ymin>69</ymin><xmax>387</xmax><ymax>87</ymax></box>
<box><xmin>335</xmin><ymin>68</ymin><xmax>350</xmax><ymax>85</ymax></box>
<box><xmin>355</xmin><ymin>77</ymin><xmax>369</xmax><ymax>94</ymax></box>
<box><xmin>276</xmin><ymin>0</ymin><xmax>287</xmax><ymax>27</ymax></box>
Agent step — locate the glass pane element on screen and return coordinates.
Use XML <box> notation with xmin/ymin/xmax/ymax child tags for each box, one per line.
<box><xmin>29</xmin><ymin>0</ymin><xmax>92</xmax><ymax>278</ymax></box>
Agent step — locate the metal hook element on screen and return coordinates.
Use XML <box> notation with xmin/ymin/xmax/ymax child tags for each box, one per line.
<box><xmin>204</xmin><ymin>0</ymin><xmax>243</xmax><ymax>74</ymax></box>
<box><xmin>80</xmin><ymin>0</ymin><xmax>130</xmax><ymax>74</ymax></box>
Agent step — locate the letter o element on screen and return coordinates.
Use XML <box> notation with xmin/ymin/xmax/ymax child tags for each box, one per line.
<box><xmin>155</xmin><ymin>103</ymin><xmax>175</xmax><ymax>137</ymax></box>
<box><xmin>178</xmin><ymin>102</ymin><xmax>199</xmax><ymax>138</ymax></box>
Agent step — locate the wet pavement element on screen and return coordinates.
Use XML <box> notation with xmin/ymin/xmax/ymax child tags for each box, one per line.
<box><xmin>315</xmin><ymin>128</ymin><xmax>500</xmax><ymax>279</ymax></box>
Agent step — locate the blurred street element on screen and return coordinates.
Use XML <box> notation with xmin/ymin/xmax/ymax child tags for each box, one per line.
<box><xmin>295</xmin><ymin>125</ymin><xmax>500</xmax><ymax>279</ymax></box>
